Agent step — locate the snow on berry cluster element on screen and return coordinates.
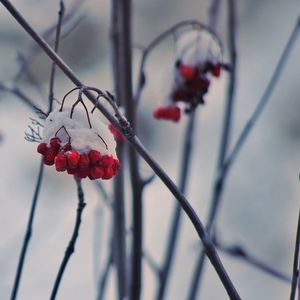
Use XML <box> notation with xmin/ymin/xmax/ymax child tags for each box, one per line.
<box><xmin>37</xmin><ymin>107</ymin><xmax>120</xmax><ymax>180</ymax></box>
<box><xmin>153</xmin><ymin>30</ymin><xmax>223</xmax><ymax>122</ymax></box>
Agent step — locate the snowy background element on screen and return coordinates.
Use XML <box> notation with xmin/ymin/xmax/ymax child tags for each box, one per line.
<box><xmin>0</xmin><ymin>0</ymin><xmax>299</xmax><ymax>299</ymax></box>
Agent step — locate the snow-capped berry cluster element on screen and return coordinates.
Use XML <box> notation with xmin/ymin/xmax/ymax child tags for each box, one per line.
<box><xmin>37</xmin><ymin>107</ymin><xmax>120</xmax><ymax>180</ymax></box>
<box><xmin>153</xmin><ymin>30</ymin><xmax>224</xmax><ymax>122</ymax></box>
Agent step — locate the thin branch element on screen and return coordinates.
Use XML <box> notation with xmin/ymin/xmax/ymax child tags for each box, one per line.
<box><xmin>214</xmin><ymin>239</ymin><xmax>291</xmax><ymax>283</ymax></box>
<box><xmin>50</xmin><ymin>178</ymin><xmax>86</xmax><ymax>300</ymax></box>
<box><xmin>143</xmin><ymin>250</ymin><xmax>161</xmax><ymax>276</ymax></box>
<box><xmin>188</xmin><ymin>0</ymin><xmax>237</xmax><ymax>298</ymax></box>
<box><xmin>290</xmin><ymin>209</ymin><xmax>300</xmax><ymax>299</ymax></box>
<box><xmin>10</xmin><ymin>160</ymin><xmax>44</xmax><ymax>300</ymax></box>
<box><xmin>156</xmin><ymin>109</ymin><xmax>197</xmax><ymax>300</ymax></box>
<box><xmin>110</xmin><ymin>0</ymin><xmax>128</xmax><ymax>299</ymax></box>
<box><xmin>96</xmin><ymin>248</ymin><xmax>113</xmax><ymax>300</ymax></box>
<box><xmin>48</xmin><ymin>0</ymin><xmax>64</xmax><ymax>113</ymax></box>
<box><xmin>222</xmin><ymin>17</ymin><xmax>300</xmax><ymax>187</ymax></box>
<box><xmin>0</xmin><ymin>3</ymin><xmax>241</xmax><ymax>297</ymax></box>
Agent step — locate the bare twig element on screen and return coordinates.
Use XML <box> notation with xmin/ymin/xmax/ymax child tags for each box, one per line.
<box><xmin>0</xmin><ymin>2</ymin><xmax>241</xmax><ymax>297</ymax></box>
<box><xmin>10</xmin><ymin>160</ymin><xmax>44</xmax><ymax>300</ymax></box>
<box><xmin>222</xmin><ymin>17</ymin><xmax>300</xmax><ymax>179</ymax></box>
<box><xmin>109</xmin><ymin>0</ymin><xmax>128</xmax><ymax>299</ymax></box>
<box><xmin>96</xmin><ymin>248</ymin><xmax>114</xmax><ymax>300</ymax></box>
<box><xmin>50</xmin><ymin>178</ymin><xmax>86</xmax><ymax>300</ymax></box>
<box><xmin>214</xmin><ymin>239</ymin><xmax>291</xmax><ymax>283</ymax></box>
<box><xmin>48</xmin><ymin>0</ymin><xmax>64</xmax><ymax>113</ymax></box>
<box><xmin>188</xmin><ymin>0</ymin><xmax>237</xmax><ymax>298</ymax></box>
<box><xmin>156</xmin><ymin>109</ymin><xmax>197</xmax><ymax>300</ymax></box>
<box><xmin>290</xmin><ymin>209</ymin><xmax>300</xmax><ymax>299</ymax></box>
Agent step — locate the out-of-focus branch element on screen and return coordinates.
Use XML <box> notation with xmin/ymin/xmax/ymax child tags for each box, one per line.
<box><xmin>0</xmin><ymin>3</ymin><xmax>241</xmax><ymax>297</ymax></box>
<box><xmin>10</xmin><ymin>160</ymin><xmax>44</xmax><ymax>300</ymax></box>
<box><xmin>50</xmin><ymin>178</ymin><xmax>86</xmax><ymax>300</ymax></box>
<box><xmin>222</xmin><ymin>17</ymin><xmax>300</xmax><ymax>179</ymax></box>
<box><xmin>48</xmin><ymin>0</ymin><xmax>64</xmax><ymax>113</ymax></box>
<box><xmin>290</xmin><ymin>209</ymin><xmax>300</xmax><ymax>299</ymax></box>
<box><xmin>155</xmin><ymin>109</ymin><xmax>197</xmax><ymax>300</ymax></box>
<box><xmin>214</xmin><ymin>239</ymin><xmax>291</xmax><ymax>283</ymax></box>
<box><xmin>188</xmin><ymin>0</ymin><xmax>237</xmax><ymax>298</ymax></box>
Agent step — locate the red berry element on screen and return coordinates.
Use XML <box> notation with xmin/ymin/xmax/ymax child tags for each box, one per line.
<box><xmin>212</xmin><ymin>64</ymin><xmax>221</xmax><ymax>77</ymax></box>
<box><xmin>50</xmin><ymin>137</ymin><xmax>61</xmax><ymax>150</ymax></box>
<box><xmin>74</xmin><ymin>169</ymin><xmax>89</xmax><ymax>179</ymax></box>
<box><xmin>101</xmin><ymin>155</ymin><xmax>114</xmax><ymax>168</ymax></box>
<box><xmin>108</xmin><ymin>124</ymin><xmax>124</xmax><ymax>142</ymax></box>
<box><xmin>153</xmin><ymin>105</ymin><xmax>181</xmax><ymax>122</ymax></box>
<box><xmin>102</xmin><ymin>167</ymin><xmax>114</xmax><ymax>180</ymax></box>
<box><xmin>67</xmin><ymin>167</ymin><xmax>76</xmax><ymax>175</ymax></box>
<box><xmin>179</xmin><ymin>65</ymin><xmax>197</xmax><ymax>81</ymax></box>
<box><xmin>43</xmin><ymin>148</ymin><xmax>57</xmax><ymax>166</ymax></box>
<box><xmin>78</xmin><ymin>153</ymin><xmax>90</xmax><ymax>170</ymax></box>
<box><xmin>89</xmin><ymin>166</ymin><xmax>104</xmax><ymax>180</ymax></box>
<box><xmin>37</xmin><ymin>143</ymin><xmax>47</xmax><ymax>155</ymax></box>
<box><xmin>62</xmin><ymin>143</ymin><xmax>72</xmax><ymax>152</ymax></box>
<box><xmin>55</xmin><ymin>152</ymin><xmax>67</xmax><ymax>172</ymax></box>
<box><xmin>66</xmin><ymin>150</ymin><xmax>80</xmax><ymax>169</ymax></box>
<box><xmin>169</xmin><ymin>106</ymin><xmax>181</xmax><ymax>122</ymax></box>
<box><xmin>112</xmin><ymin>159</ymin><xmax>120</xmax><ymax>175</ymax></box>
<box><xmin>89</xmin><ymin>150</ymin><xmax>102</xmax><ymax>165</ymax></box>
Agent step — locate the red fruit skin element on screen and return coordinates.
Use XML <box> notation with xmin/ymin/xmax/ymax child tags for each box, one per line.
<box><xmin>62</xmin><ymin>143</ymin><xmax>72</xmax><ymax>152</ymax></box>
<box><xmin>50</xmin><ymin>137</ymin><xmax>61</xmax><ymax>151</ymax></box>
<box><xmin>66</xmin><ymin>150</ymin><xmax>80</xmax><ymax>169</ymax></box>
<box><xmin>55</xmin><ymin>152</ymin><xmax>67</xmax><ymax>172</ymax></box>
<box><xmin>67</xmin><ymin>167</ymin><xmax>76</xmax><ymax>175</ymax></box>
<box><xmin>74</xmin><ymin>169</ymin><xmax>89</xmax><ymax>179</ymax></box>
<box><xmin>153</xmin><ymin>105</ymin><xmax>181</xmax><ymax>122</ymax></box>
<box><xmin>102</xmin><ymin>167</ymin><xmax>114</xmax><ymax>180</ymax></box>
<box><xmin>37</xmin><ymin>143</ymin><xmax>47</xmax><ymax>155</ymax></box>
<box><xmin>112</xmin><ymin>159</ymin><xmax>120</xmax><ymax>175</ymax></box>
<box><xmin>101</xmin><ymin>155</ymin><xmax>114</xmax><ymax>168</ymax></box>
<box><xmin>78</xmin><ymin>153</ymin><xmax>90</xmax><ymax>170</ymax></box>
<box><xmin>212</xmin><ymin>64</ymin><xmax>221</xmax><ymax>77</ymax></box>
<box><xmin>108</xmin><ymin>124</ymin><xmax>124</xmax><ymax>142</ymax></box>
<box><xmin>179</xmin><ymin>65</ymin><xmax>197</xmax><ymax>81</ymax></box>
<box><xmin>89</xmin><ymin>150</ymin><xmax>102</xmax><ymax>165</ymax></box>
<box><xmin>43</xmin><ymin>148</ymin><xmax>57</xmax><ymax>166</ymax></box>
<box><xmin>89</xmin><ymin>166</ymin><xmax>104</xmax><ymax>180</ymax></box>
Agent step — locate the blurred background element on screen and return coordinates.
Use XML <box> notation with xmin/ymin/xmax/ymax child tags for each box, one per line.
<box><xmin>0</xmin><ymin>0</ymin><xmax>299</xmax><ymax>299</ymax></box>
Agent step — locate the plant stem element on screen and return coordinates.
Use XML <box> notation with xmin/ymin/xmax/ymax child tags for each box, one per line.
<box><xmin>290</xmin><ymin>209</ymin><xmax>300</xmax><ymax>300</ymax></box>
<box><xmin>10</xmin><ymin>160</ymin><xmax>44</xmax><ymax>300</ymax></box>
<box><xmin>50</xmin><ymin>178</ymin><xmax>86</xmax><ymax>300</ymax></box>
<box><xmin>109</xmin><ymin>0</ymin><xmax>127</xmax><ymax>298</ymax></box>
<box><xmin>156</xmin><ymin>110</ymin><xmax>197</xmax><ymax>300</ymax></box>
<box><xmin>0</xmin><ymin>2</ymin><xmax>241</xmax><ymax>297</ymax></box>
<box><xmin>188</xmin><ymin>1</ymin><xmax>237</xmax><ymax>298</ymax></box>
<box><xmin>48</xmin><ymin>0</ymin><xmax>64</xmax><ymax>113</ymax></box>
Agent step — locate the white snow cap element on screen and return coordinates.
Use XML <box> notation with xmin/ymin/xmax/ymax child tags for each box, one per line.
<box><xmin>176</xmin><ymin>30</ymin><xmax>221</xmax><ymax>66</ymax></box>
<box><xmin>42</xmin><ymin>106</ymin><xmax>117</xmax><ymax>157</ymax></box>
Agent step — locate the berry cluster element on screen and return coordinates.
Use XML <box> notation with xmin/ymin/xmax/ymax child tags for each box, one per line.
<box><xmin>37</xmin><ymin>137</ymin><xmax>120</xmax><ymax>180</ymax></box>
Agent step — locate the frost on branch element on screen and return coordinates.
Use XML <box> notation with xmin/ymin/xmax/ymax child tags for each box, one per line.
<box><xmin>37</xmin><ymin>106</ymin><xmax>120</xmax><ymax>180</ymax></box>
<box><xmin>154</xmin><ymin>29</ymin><xmax>224</xmax><ymax>122</ymax></box>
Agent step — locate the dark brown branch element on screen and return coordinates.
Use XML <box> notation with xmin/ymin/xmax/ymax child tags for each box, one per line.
<box><xmin>290</xmin><ymin>209</ymin><xmax>300</xmax><ymax>299</ymax></box>
<box><xmin>50</xmin><ymin>178</ymin><xmax>86</xmax><ymax>300</ymax></box>
<box><xmin>10</xmin><ymin>160</ymin><xmax>44</xmax><ymax>300</ymax></box>
<box><xmin>188</xmin><ymin>0</ymin><xmax>238</xmax><ymax>298</ymax></box>
<box><xmin>48</xmin><ymin>0</ymin><xmax>64</xmax><ymax>113</ymax></box>
<box><xmin>0</xmin><ymin>2</ymin><xmax>241</xmax><ymax>297</ymax></box>
<box><xmin>156</xmin><ymin>109</ymin><xmax>197</xmax><ymax>300</ymax></box>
